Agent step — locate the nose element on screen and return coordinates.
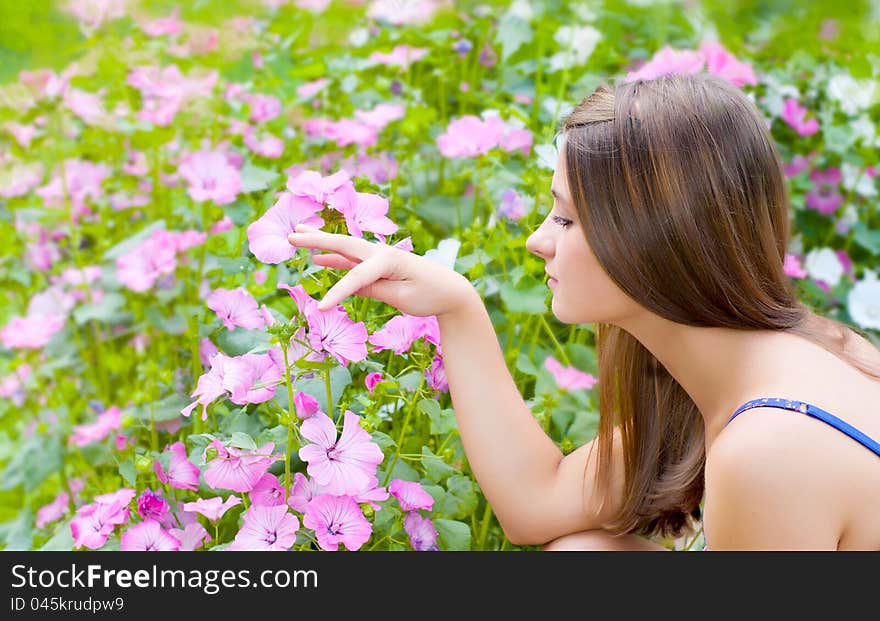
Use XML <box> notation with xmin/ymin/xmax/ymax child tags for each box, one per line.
<box><xmin>525</xmin><ymin>217</ymin><xmax>554</xmax><ymax>261</ymax></box>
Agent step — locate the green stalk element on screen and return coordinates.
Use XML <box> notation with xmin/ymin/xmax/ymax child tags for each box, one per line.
<box><xmin>281</xmin><ymin>345</ymin><xmax>300</xmax><ymax>503</ymax></box>
<box><xmin>540</xmin><ymin>314</ymin><xmax>571</xmax><ymax>365</ymax></box>
<box><xmin>477</xmin><ymin>501</ymin><xmax>494</xmax><ymax>550</ymax></box>
<box><xmin>382</xmin><ymin>371</ymin><xmax>426</xmax><ymax>487</ymax></box>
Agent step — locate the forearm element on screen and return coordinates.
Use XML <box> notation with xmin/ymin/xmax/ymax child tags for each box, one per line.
<box><xmin>436</xmin><ymin>289</ymin><xmax>565</xmax><ymax>542</ymax></box>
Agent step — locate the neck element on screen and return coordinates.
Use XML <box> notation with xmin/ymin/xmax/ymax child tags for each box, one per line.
<box><xmin>614</xmin><ymin>311</ymin><xmax>786</xmax><ymax>450</ymax></box>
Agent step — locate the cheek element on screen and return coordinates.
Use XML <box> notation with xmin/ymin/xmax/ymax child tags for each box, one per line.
<box><xmin>551</xmin><ymin>242</ymin><xmax>632</xmax><ymax>324</ymax></box>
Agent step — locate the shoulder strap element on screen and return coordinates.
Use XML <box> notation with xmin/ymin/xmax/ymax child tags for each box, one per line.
<box><xmin>726</xmin><ymin>397</ymin><xmax>880</xmax><ymax>458</ymax></box>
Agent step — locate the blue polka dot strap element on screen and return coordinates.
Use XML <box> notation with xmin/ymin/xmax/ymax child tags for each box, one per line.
<box><xmin>726</xmin><ymin>397</ymin><xmax>880</xmax><ymax>458</ymax></box>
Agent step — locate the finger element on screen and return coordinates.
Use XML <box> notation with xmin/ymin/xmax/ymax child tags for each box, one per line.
<box><xmin>317</xmin><ymin>256</ymin><xmax>390</xmax><ymax>310</ymax></box>
<box><xmin>312</xmin><ymin>253</ymin><xmax>359</xmax><ymax>271</ymax></box>
<box><xmin>287</xmin><ymin>224</ymin><xmax>377</xmax><ymax>262</ymax></box>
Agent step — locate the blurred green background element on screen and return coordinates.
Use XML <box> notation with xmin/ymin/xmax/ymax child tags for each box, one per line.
<box><xmin>1</xmin><ymin>0</ymin><xmax>878</xmax><ymax>85</ymax></box>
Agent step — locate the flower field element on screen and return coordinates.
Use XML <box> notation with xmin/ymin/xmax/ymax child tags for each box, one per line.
<box><xmin>0</xmin><ymin>0</ymin><xmax>878</xmax><ymax>552</ymax></box>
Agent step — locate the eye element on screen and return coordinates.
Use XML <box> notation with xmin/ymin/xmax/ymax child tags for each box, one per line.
<box><xmin>551</xmin><ymin>215</ymin><xmax>574</xmax><ymax>229</ymax></box>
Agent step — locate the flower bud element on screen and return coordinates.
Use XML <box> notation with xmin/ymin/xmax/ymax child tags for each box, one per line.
<box><xmin>135</xmin><ymin>455</ymin><xmax>152</xmax><ymax>473</ymax></box>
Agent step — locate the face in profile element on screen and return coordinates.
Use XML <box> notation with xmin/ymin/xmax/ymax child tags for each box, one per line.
<box><xmin>525</xmin><ymin>146</ymin><xmax>640</xmax><ymax>326</ymax></box>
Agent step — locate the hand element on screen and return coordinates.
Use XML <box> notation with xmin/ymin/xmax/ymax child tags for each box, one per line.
<box><xmin>287</xmin><ymin>224</ymin><xmax>477</xmax><ymax>317</ymax></box>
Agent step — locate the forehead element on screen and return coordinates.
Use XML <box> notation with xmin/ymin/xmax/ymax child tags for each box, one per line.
<box><xmin>551</xmin><ymin>148</ymin><xmax>568</xmax><ymax>190</ymax></box>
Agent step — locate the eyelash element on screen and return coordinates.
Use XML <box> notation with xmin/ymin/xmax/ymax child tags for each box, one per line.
<box><xmin>552</xmin><ymin>215</ymin><xmax>574</xmax><ymax>229</ymax></box>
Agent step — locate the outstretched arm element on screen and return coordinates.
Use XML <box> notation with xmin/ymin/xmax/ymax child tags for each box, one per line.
<box><xmin>287</xmin><ymin>224</ymin><xmax>624</xmax><ymax>545</ymax></box>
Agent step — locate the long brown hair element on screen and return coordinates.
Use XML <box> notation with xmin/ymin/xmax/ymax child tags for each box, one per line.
<box><xmin>561</xmin><ymin>72</ymin><xmax>880</xmax><ymax>538</ymax></box>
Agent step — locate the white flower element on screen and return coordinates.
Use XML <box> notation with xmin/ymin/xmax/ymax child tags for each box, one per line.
<box><xmin>348</xmin><ymin>27</ymin><xmax>368</xmax><ymax>47</ymax></box>
<box><xmin>534</xmin><ymin>143</ymin><xmax>558</xmax><ymax>171</ymax></box>
<box><xmin>761</xmin><ymin>73</ymin><xmax>800</xmax><ymax>118</ymax></box>
<box><xmin>826</xmin><ymin>74</ymin><xmax>880</xmax><ymax>115</ymax></box>
<box><xmin>850</xmin><ymin>115</ymin><xmax>877</xmax><ymax>146</ymax></box>
<box><xmin>847</xmin><ymin>271</ymin><xmax>880</xmax><ymax>330</ymax></box>
<box><xmin>550</xmin><ymin>25</ymin><xmax>602</xmax><ymax>70</ymax></box>
<box><xmin>841</xmin><ymin>162</ymin><xmax>878</xmax><ymax>197</ymax></box>
<box><xmin>507</xmin><ymin>0</ymin><xmax>534</xmax><ymax>21</ymax></box>
<box><xmin>804</xmin><ymin>247</ymin><xmax>844</xmax><ymax>287</ymax></box>
<box><xmin>423</xmin><ymin>238</ymin><xmax>461</xmax><ymax>270</ymax></box>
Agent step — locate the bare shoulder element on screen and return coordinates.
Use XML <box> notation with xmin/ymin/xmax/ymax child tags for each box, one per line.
<box><xmin>703</xmin><ymin>409</ymin><xmax>844</xmax><ymax>549</ymax></box>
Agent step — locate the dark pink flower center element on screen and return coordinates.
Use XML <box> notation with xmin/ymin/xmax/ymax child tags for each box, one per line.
<box><xmin>265</xmin><ymin>531</ymin><xmax>277</xmax><ymax>545</ymax></box>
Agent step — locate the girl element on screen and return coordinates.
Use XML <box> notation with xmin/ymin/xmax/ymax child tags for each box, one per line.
<box><xmin>287</xmin><ymin>72</ymin><xmax>880</xmax><ymax>551</ymax></box>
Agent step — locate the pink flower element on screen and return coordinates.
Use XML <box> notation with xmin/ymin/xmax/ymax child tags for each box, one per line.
<box><xmin>155</xmin><ymin>441</ymin><xmax>201</xmax><ymax>491</ymax></box>
<box><xmin>353</xmin><ymin>103</ymin><xmax>406</xmax><ymax>131</ymax></box>
<box><xmin>403</xmin><ymin>512</ymin><xmax>439</xmax><ymax>551</ymax></box>
<box><xmin>302</xmin><ymin>494</ymin><xmax>372</xmax><ymax>551</ymax></box>
<box><xmin>437</xmin><ymin>115</ymin><xmax>505</xmax><ymax>158</ymax></box>
<box><xmin>247</xmin><ymin>193</ymin><xmax>325</xmax><ymax>263</ymax></box>
<box><xmin>243</xmin><ymin>93</ymin><xmax>282</xmax><ymax>124</ymax></box>
<box><xmin>69</xmin><ymin>406</ymin><xmax>122</xmax><ymax>447</ymax></box>
<box><xmin>294</xmin><ymin>391</ymin><xmax>321</xmax><ymax>419</ymax></box>
<box><xmin>287</xmin><ymin>472</ymin><xmax>323</xmax><ymax>513</ymax></box>
<box><xmin>781</xmin><ymin>99</ymin><xmax>820</xmax><ymax>136</ymax></box>
<box><xmin>783</xmin><ymin>253</ymin><xmax>808</xmax><ymax>279</ymax></box>
<box><xmin>70</xmin><ymin>491</ymin><xmax>133</xmax><ymax>550</ymax></box>
<box><xmin>36</xmin><ymin>493</ymin><xmax>70</xmax><ymax>529</ymax></box>
<box><xmin>115</xmin><ymin>230</ymin><xmax>178</xmax><ymax>293</ymax></box>
<box><xmin>297</xmin><ymin>78</ymin><xmax>330</xmax><ymax>99</ymax></box>
<box><xmin>227</xmin><ymin>504</ymin><xmax>300</xmax><ymax>551</ymax></box>
<box><xmin>181</xmin><ymin>353</ymin><xmax>240</xmax><ymax>420</ymax></box>
<box><xmin>299</xmin><ymin>411</ymin><xmax>384</xmax><ymax>495</ymax></box>
<box><xmin>784</xmin><ymin>154</ymin><xmax>813</xmax><ymax>177</ymax></box>
<box><xmin>497</xmin><ymin>188</ymin><xmax>525</xmax><ymax>221</ymax></box>
<box><xmin>203</xmin><ymin>440</ymin><xmax>281</xmax><ymax>493</ymax></box>
<box><xmin>426</xmin><ymin>354</ymin><xmax>446</xmax><ymax>394</ymax></box>
<box><xmin>369</xmin><ymin>45</ymin><xmax>428</xmax><ymax>68</ymax></box>
<box><xmin>168</xmin><ymin>523</ymin><xmax>211</xmax><ymax>551</ymax></box>
<box><xmin>0</xmin><ymin>313</ymin><xmax>65</xmax><ymax>349</ymax></box>
<box><xmin>140</xmin><ymin>7</ymin><xmax>182</xmax><ymax>37</ymax></box>
<box><xmin>199</xmin><ymin>337</ymin><xmax>219</xmax><ymax>366</ymax></box>
<box><xmin>178</xmin><ymin>148</ymin><xmax>242</xmax><ymax>205</ymax></box>
<box><xmin>327</xmin><ymin>184</ymin><xmax>399</xmax><ymax>239</ymax></box>
<box><xmin>225</xmin><ymin>352</ymin><xmax>284</xmax><ymax>405</ymax></box>
<box><xmin>121</xmin><ymin>519</ymin><xmax>181</xmax><ymax>551</ymax></box>
<box><xmin>307</xmin><ymin>307</ymin><xmax>369</xmax><ymax>366</ymax></box>
<box><xmin>805</xmin><ymin>167</ymin><xmax>844</xmax><ymax>215</ymax></box>
<box><xmin>250</xmin><ymin>473</ymin><xmax>286</xmax><ymax>507</ymax></box>
<box><xmin>365</xmin><ymin>372</ymin><xmax>383</xmax><ymax>394</ymax></box>
<box><xmin>625</xmin><ymin>46</ymin><xmax>705</xmax><ymax>82</ymax></box>
<box><xmin>544</xmin><ymin>356</ymin><xmax>598</xmax><ymax>391</ymax></box>
<box><xmin>207</xmin><ymin>287</ymin><xmax>266</xmax><ymax>330</ymax></box>
<box><xmin>244</xmin><ymin>130</ymin><xmax>284</xmax><ymax>158</ymax></box>
<box><xmin>287</xmin><ymin>169</ymin><xmax>351</xmax><ymax>204</ymax></box>
<box><xmin>389</xmin><ymin>479</ymin><xmax>434</xmax><ymax>511</ymax></box>
<box><xmin>137</xmin><ymin>489</ymin><xmax>169</xmax><ymax>521</ymax></box>
<box><xmin>698</xmin><ymin>40</ymin><xmax>758</xmax><ymax>87</ymax></box>
<box><xmin>183</xmin><ymin>495</ymin><xmax>242</xmax><ymax>521</ymax></box>
<box><xmin>368</xmin><ymin>314</ymin><xmax>438</xmax><ymax>355</ymax></box>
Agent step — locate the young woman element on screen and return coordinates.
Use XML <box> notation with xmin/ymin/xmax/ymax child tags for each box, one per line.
<box><xmin>287</xmin><ymin>72</ymin><xmax>880</xmax><ymax>551</ymax></box>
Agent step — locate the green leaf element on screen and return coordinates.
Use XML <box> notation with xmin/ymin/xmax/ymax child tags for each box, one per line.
<box><xmin>72</xmin><ymin>293</ymin><xmax>127</xmax><ymax>325</ymax></box>
<box><xmin>0</xmin><ymin>435</ymin><xmax>62</xmax><ymax>492</ymax></box>
<box><xmin>500</xmin><ymin>276</ymin><xmax>548</xmax><ymax>314</ymax></box>
<box><xmin>119</xmin><ymin>459</ymin><xmax>137</xmax><ymax>486</ymax></box>
<box><xmin>516</xmin><ymin>352</ymin><xmax>539</xmax><ymax>376</ymax></box>
<box><xmin>240</xmin><ymin>163</ymin><xmax>280</xmax><ymax>193</ymax></box>
<box><xmin>436</xmin><ymin>475</ymin><xmax>478</xmax><ymax>519</ymax></box>
<box><xmin>496</xmin><ymin>13</ymin><xmax>533</xmax><ymax>62</ymax></box>
<box><xmin>420</xmin><ymin>401</ymin><xmax>457</xmax><ymax>435</ymax></box>
<box><xmin>295</xmin><ymin>365</ymin><xmax>353</xmax><ymax>416</ymax></box>
<box><xmin>421</xmin><ymin>447</ymin><xmax>456</xmax><ymax>483</ymax></box>
<box><xmin>38</xmin><ymin>520</ymin><xmax>75</xmax><ymax>551</ymax></box>
<box><xmin>133</xmin><ymin>394</ymin><xmax>189</xmax><ymax>423</ymax></box>
<box><xmin>435</xmin><ymin>518</ymin><xmax>471</xmax><ymax>551</ymax></box>
<box><xmin>215</xmin><ymin>328</ymin><xmax>272</xmax><ymax>357</ymax></box>
<box><xmin>397</xmin><ymin>370</ymin><xmax>423</xmax><ymax>392</ymax></box>
<box><xmin>0</xmin><ymin>509</ymin><xmax>33</xmax><ymax>550</ymax></box>
<box><xmin>852</xmin><ymin>222</ymin><xmax>880</xmax><ymax>255</ymax></box>
<box><xmin>229</xmin><ymin>431</ymin><xmax>257</xmax><ymax>451</ymax></box>
<box><xmin>370</xmin><ymin>430</ymin><xmax>397</xmax><ymax>452</ymax></box>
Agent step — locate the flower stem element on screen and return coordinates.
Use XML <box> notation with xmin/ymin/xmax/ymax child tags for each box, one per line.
<box><xmin>281</xmin><ymin>345</ymin><xmax>298</xmax><ymax>503</ymax></box>
<box><xmin>539</xmin><ymin>314</ymin><xmax>571</xmax><ymax>366</ymax></box>
<box><xmin>382</xmin><ymin>371</ymin><xmax>426</xmax><ymax>487</ymax></box>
